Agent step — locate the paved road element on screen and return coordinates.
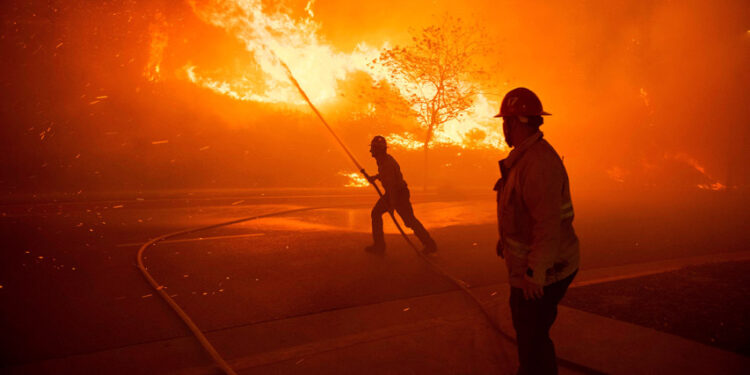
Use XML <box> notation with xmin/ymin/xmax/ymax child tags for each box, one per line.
<box><xmin>1</xmin><ymin>189</ymin><xmax>747</xmax><ymax>373</ymax></box>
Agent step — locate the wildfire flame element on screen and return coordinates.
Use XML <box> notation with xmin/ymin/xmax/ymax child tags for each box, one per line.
<box><xmin>606</xmin><ymin>153</ymin><xmax>727</xmax><ymax>191</ymax></box>
<box><xmin>174</xmin><ymin>0</ymin><xmax>506</xmax><ymax>151</ymax></box>
<box><xmin>145</xmin><ymin>13</ymin><xmax>168</xmax><ymax>82</ymax></box>
<box><xmin>145</xmin><ymin>2</ymin><xmax>732</xmax><ymax>193</ymax></box>
<box><xmin>186</xmin><ymin>0</ymin><xmax>379</xmax><ymax>105</ymax></box>
<box><xmin>339</xmin><ymin>171</ymin><xmax>369</xmax><ymax>188</ymax></box>
<box><xmin>697</xmin><ymin>182</ymin><xmax>727</xmax><ymax>191</ymax></box>
<box><xmin>666</xmin><ymin>153</ymin><xmax>727</xmax><ymax>191</ymax></box>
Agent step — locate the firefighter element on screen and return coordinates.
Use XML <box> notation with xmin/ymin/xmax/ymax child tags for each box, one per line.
<box><xmin>493</xmin><ymin>88</ymin><xmax>580</xmax><ymax>375</ymax></box>
<box><xmin>366</xmin><ymin>135</ymin><xmax>437</xmax><ymax>254</ymax></box>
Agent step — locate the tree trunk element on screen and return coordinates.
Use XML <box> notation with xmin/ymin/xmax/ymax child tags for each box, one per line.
<box><xmin>423</xmin><ymin>124</ymin><xmax>434</xmax><ymax>192</ymax></box>
<box><xmin>423</xmin><ymin>144</ymin><xmax>429</xmax><ymax>192</ymax></box>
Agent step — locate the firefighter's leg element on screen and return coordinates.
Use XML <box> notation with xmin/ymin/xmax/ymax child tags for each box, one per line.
<box><xmin>538</xmin><ymin>271</ymin><xmax>578</xmax><ymax>374</ymax></box>
<box><xmin>369</xmin><ymin>197</ymin><xmax>388</xmax><ymax>250</ymax></box>
<box><xmin>510</xmin><ymin>287</ymin><xmax>536</xmax><ymax>374</ymax></box>
<box><xmin>394</xmin><ymin>193</ymin><xmax>436</xmax><ymax>251</ymax></box>
<box><xmin>511</xmin><ymin>271</ymin><xmax>577</xmax><ymax>375</ymax></box>
<box><xmin>510</xmin><ymin>286</ymin><xmax>556</xmax><ymax>375</ymax></box>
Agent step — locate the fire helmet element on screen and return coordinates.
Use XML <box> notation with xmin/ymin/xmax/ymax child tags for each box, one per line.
<box><xmin>370</xmin><ymin>135</ymin><xmax>387</xmax><ymax>151</ymax></box>
<box><xmin>494</xmin><ymin>87</ymin><xmax>551</xmax><ymax>118</ymax></box>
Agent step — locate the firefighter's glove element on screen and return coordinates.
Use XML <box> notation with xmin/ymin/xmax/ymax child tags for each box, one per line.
<box><xmin>496</xmin><ymin>239</ymin><xmax>504</xmax><ymax>258</ymax></box>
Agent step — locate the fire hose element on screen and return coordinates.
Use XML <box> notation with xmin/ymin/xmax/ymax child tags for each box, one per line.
<box><xmin>136</xmin><ymin>59</ymin><xmax>605</xmax><ymax>374</ymax></box>
<box><xmin>137</xmin><ymin>204</ymin><xmax>604</xmax><ymax>375</ymax></box>
<box><xmin>136</xmin><ymin>206</ymin><xmax>324</xmax><ymax>375</ymax></box>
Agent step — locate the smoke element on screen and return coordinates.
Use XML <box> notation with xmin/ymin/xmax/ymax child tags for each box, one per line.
<box><xmin>459</xmin><ymin>0</ymin><xmax>750</xmax><ymax>196</ymax></box>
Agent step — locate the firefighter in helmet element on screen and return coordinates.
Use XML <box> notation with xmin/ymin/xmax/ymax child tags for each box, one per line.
<box><xmin>366</xmin><ymin>135</ymin><xmax>437</xmax><ymax>254</ymax></box>
<box><xmin>494</xmin><ymin>87</ymin><xmax>580</xmax><ymax>375</ymax></box>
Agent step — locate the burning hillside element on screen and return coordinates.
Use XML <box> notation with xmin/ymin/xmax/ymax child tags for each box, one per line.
<box><xmin>147</xmin><ymin>0</ymin><xmax>506</xmax><ymax>152</ymax></box>
<box><xmin>0</xmin><ymin>0</ymin><xmax>747</xmax><ymax>197</ymax></box>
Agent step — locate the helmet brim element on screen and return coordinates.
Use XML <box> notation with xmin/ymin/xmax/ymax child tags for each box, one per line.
<box><xmin>493</xmin><ymin>110</ymin><xmax>551</xmax><ymax>118</ymax></box>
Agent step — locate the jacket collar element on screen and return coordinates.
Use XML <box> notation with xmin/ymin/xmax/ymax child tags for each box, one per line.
<box><xmin>499</xmin><ymin>131</ymin><xmax>543</xmax><ymax>178</ymax></box>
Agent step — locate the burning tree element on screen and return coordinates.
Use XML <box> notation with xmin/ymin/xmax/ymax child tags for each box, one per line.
<box><xmin>374</xmin><ymin>16</ymin><xmax>491</xmax><ymax>188</ymax></box>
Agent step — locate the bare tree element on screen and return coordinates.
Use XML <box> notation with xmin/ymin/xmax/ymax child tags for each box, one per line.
<box><xmin>374</xmin><ymin>15</ymin><xmax>491</xmax><ymax>189</ymax></box>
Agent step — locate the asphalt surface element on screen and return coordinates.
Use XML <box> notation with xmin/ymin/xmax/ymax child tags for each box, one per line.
<box><xmin>0</xmin><ymin>188</ymin><xmax>747</xmax><ymax>372</ymax></box>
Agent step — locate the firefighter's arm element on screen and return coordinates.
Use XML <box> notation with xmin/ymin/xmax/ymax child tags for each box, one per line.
<box><xmin>366</xmin><ymin>174</ymin><xmax>380</xmax><ymax>183</ymax></box>
<box><xmin>522</xmin><ymin>156</ymin><xmax>564</xmax><ymax>286</ymax></box>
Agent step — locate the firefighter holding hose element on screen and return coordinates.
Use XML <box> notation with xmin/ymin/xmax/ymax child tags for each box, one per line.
<box><xmin>494</xmin><ymin>88</ymin><xmax>580</xmax><ymax>375</ymax></box>
<box><xmin>365</xmin><ymin>135</ymin><xmax>437</xmax><ymax>254</ymax></box>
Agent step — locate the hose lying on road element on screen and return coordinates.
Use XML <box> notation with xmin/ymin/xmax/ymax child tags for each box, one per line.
<box><xmin>136</xmin><ymin>206</ymin><xmax>325</xmax><ymax>375</ymax></box>
<box><xmin>137</xmin><ymin>204</ymin><xmax>605</xmax><ymax>375</ymax></box>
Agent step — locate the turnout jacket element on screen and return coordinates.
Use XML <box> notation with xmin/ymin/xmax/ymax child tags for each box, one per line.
<box><xmin>494</xmin><ymin>132</ymin><xmax>579</xmax><ymax>287</ymax></box>
<box><xmin>375</xmin><ymin>154</ymin><xmax>408</xmax><ymax>194</ymax></box>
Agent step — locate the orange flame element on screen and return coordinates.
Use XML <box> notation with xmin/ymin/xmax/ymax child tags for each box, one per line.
<box><xmin>697</xmin><ymin>182</ymin><xmax>727</xmax><ymax>191</ymax></box>
<box><xmin>666</xmin><ymin>153</ymin><xmax>727</xmax><ymax>191</ymax></box>
<box><xmin>181</xmin><ymin>0</ymin><xmax>507</xmax><ymax>151</ymax></box>
<box><xmin>339</xmin><ymin>171</ymin><xmax>369</xmax><ymax>188</ymax></box>
<box><xmin>145</xmin><ymin>12</ymin><xmax>168</xmax><ymax>82</ymax></box>
<box><xmin>186</xmin><ymin>0</ymin><xmax>378</xmax><ymax>104</ymax></box>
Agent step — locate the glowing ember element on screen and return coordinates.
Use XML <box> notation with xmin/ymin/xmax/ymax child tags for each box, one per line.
<box><xmin>339</xmin><ymin>171</ymin><xmax>369</xmax><ymax>188</ymax></box>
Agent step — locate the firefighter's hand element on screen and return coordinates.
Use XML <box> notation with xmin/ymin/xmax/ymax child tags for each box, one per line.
<box><xmin>496</xmin><ymin>240</ymin><xmax>504</xmax><ymax>258</ymax></box>
<box><xmin>366</xmin><ymin>175</ymin><xmax>377</xmax><ymax>183</ymax></box>
<box><xmin>521</xmin><ymin>276</ymin><xmax>544</xmax><ymax>301</ymax></box>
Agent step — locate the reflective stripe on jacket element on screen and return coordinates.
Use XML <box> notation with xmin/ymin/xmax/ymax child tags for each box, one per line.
<box><xmin>494</xmin><ymin>132</ymin><xmax>579</xmax><ymax>287</ymax></box>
